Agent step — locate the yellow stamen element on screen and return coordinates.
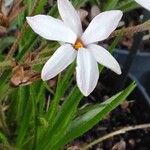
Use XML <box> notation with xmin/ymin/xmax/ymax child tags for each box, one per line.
<box><xmin>74</xmin><ymin>39</ymin><xmax>84</xmax><ymax>50</ymax></box>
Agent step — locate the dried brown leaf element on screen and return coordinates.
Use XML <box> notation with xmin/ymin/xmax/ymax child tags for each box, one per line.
<box><xmin>8</xmin><ymin>0</ymin><xmax>25</xmax><ymax>23</ymax></box>
<box><xmin>0</xmin><ymin>25</ymin><xmax>6</xmax><ymax>36</ymax></box>
<box><xmin>10</xmin><ymin>65</ymin><xmax>40</xmax><ymax>87</ymax></box>
<box><xmin>0</xmin><ymin>13</ymin><xmax>9</xmax><ymax>27</ymax></box>
<box><xmin>0</xmin><ymin>0</ymin><xmax>24</xmax><ymax>27</ymax></box>
<box><xmin>24</xmin><ymin>52</ymin><xmax>39</xmax><ymax>64</ymax></box>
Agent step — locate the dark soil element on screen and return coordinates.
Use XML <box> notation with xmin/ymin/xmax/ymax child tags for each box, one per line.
<box><xmin>71</xmin><ymin>71</ymin><xmax>150</xmax><ymax>150</ymax></box>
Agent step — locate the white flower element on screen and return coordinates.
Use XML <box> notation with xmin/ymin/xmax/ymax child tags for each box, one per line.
<box><xmin>135</xmin><ymin>0</ymin><xmax>150</xmax><ymax>11</ymax></box>
<box><xmin>27</xmin><ymin>0</ymin><xmax>123</xmax><ymax>96</ymax></box>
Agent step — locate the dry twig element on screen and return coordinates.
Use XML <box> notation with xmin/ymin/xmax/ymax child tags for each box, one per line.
<box><xmin>82</xmin><ymin>123</ymin><xmax>150</xmax><ymax>149</ymax></box>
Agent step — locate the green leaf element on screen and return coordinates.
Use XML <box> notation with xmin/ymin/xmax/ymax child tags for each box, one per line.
<box><xmin>25</xmin><ymin>0</ymin><xmax>35</xmax><ymax>14</ymax></box>
<box><xmin>34</xmin><ymin>0</ymin><xmax>48</xmax><ymax>15</ymax></box>
<box><xmin>0</xmin><ymin>70</ymin><xmax>11</xmax><ymax>101</ymax></box>
<box><xmin>103</xmin><ymin>0</ymin><xmax>119</xmax><ymax>10</ymax></box>
<box><xmin>0</xmin><ymin>132</ymin><xmax>8</xmax><ymax>145</ymax></box>
<box><xmin>16</xmin><ymin>34</ymin><xmax>39</xmax><ymax>61</ymax></box>
<box><xmin>16</xmin><ymin>86</ymin><xmax>32</xmax><ymax>148</ymax></box>
<box><xmin>29</xmin><ymin>84</ymin><xmax>39</xmax><ymax>150</ymax></box>
<box><xmin>15</xmin><ymin>87</ymin><xmax>29</xmax><ymax>123</ymax></box>
<box><xmin>36</xmin><ymin>82</ymin><xmax>46</xmax><ymax>115</ymax></box>
<box><xmin>0</xmin><ymin>36</ymin><xmax>15</xmax><ymax>53</ymax></box>
<box><xmin>72</xmin><ymin>0</ymin><xmax>90</xmax><ymax>8</ymax></box>
<box><xmin>37</xmin><ymin>86</ymin><xmax>83</xmax><ymax>150</ymax></box>
<box><xmin>53</xmin><ymin>82</ymin><xmax>136</xmax><ymax>149</ymax></box>
<box><xmin>116</xmin><ymin>0</ymin><xmax>139</xmax><ymax>12</ymax></box>
<box><xmin>46</xmin><ymin>63</ymin><xmax>75</xmax><ymax>124</ymax></box>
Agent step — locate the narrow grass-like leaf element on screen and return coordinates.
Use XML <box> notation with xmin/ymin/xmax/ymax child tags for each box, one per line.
<box><xmin>16</xmin><ymin>86</ymin><xmax>32</xmax><ymax>148</ymax></box>
<box><xmin>37</xmin><ymin>86</ymin><xmax>83</xmax><ymax>150</ymax></box>
<box><xmin>116</xmin><ymin>0</ymin><xmax>139</xmax><ymax>12</ymax></box>
<box><xmin>30</xmin><ymin>84</ymin><xmax>38</xmax><ymax>150</ymax></box>
<box><xmin>16</xmin><ymin>87</ymin><xmax>28</xmax><ymax>123</ymax></box>
<box><xmin>46</xmin><ymin>63</ymin><xmax>75</xmax><ymax>124</ymax></box>
<box><xmin>34</xmin><ymin>0</ymin><xmax>48</xmax><ymax>15</ymax></box>
<box><xmin>72</xmin><ymin>0</ymin><xmax>90</xmax><ymax>8</ymax></box>
<box><xmin>0</xmin><ymin>37</ymin><xmax>15</xmax><ymax>53</ymax></box>
<box><xmin>36</xmin><ymin>82</ymin><xmax>46</xmax><ymax>115</ymax></box>
<box><xmin>0</xmin><ymin>132</ymin><xmax>8</xmax><ymax>145</ymax></box>
<box><xmin>103</xmin><ymin>0</ymin><xmax>119</xmax><ymax>10</ymax></box>
<box><xmin>17</xmin><ymin>34</ymin><xmax>38</xmax><ymax>61</ymax></box>
<box><xmin>53</xmin><ymin>82</ymin><xmax>136</xmax><ymax>149</ymax></box>
<box><xmin>25</xmin><ymin>0</ymin><xmax>35</xmax><ymax>14</ymax></box>
<box><xmin>0</xmin><ymin>70</ymin><xmax>11</xmax><ymax>101</ymax></box>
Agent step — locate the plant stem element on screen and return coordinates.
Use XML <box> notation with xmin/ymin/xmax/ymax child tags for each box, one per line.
<box><xmin>83</xmin><ymin>123</ymin><xmax>150</xmax><ymax>150</ymax></box>
<box><xmin>111</xmin><ymin>20</ymin><xmax>150</xmax><ymax>37</ymax></box>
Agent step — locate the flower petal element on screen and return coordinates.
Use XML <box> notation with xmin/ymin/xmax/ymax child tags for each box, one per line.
<box><xmin>57</xmin><ymin>0</ymin><xmax>82</xmax><ymax>36</ymax></box>
<box><xmin>76</xmin><ymin>48</ymin><xmax>99</xmax><ymax>96</ymax></box>
<box><xmin>41</xmin><ymin>44</ymin><xmax>77</xmax><ymax>80</ymax></box>
<box><xmin>135</xmin><ymin>0</ymin><xmax>150</xmax><ymax>10</ymax></box>
<box><xmin>81</xmin><ymin>10</ymin><xmax>123</xmax><ymax>45</ymax></box>
<box><xmin>88</xmin><ymin>44</ymin><xmax>121</xmax><ymax>75</ymax></box>
<box><xmin>26</xmin><ymin>15</ymin><xmax>77</xmax><ymax>44</ymax></box>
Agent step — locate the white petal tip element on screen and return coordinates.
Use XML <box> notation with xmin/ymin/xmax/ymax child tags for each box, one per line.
<box><xmin>115</xmin><ymin>66</ymin><xmax>122</xmax><ymax>75</ymax></box>
<box><xmin>117</xmin><ymin>10</ymin><xmax>122</xmax><ymax>13</ymax></box>
<box><xmin>113</xmin><ymin>10</ymin><xmax>123</xmax><ymax>15</ymax></box>
<box><xmin>111</xmin><ymin>10</ymin><xmax>123</xmax><ymax>20</ymax></box>
<box><xmin>83</xmin><ymin>94</ymin><xmax>89</xmax><ymax>97</ymax></box>
<box><xmin>26</xmin><ymin>16</ymin><xmax>32</xmax><ymax>22</ymax></box>
<box><xmin>41</xmin><ymin>67</ymin><xmax>52</xmax><ymax>81</ymax></box>
<box><xmin>41</xmin><ymin>72</ymin><xmax>49</xmax><ymax>81</ymax></box>
<box><xmin>80</xmin><ymin>90</ymin><xmax>90</xmax><ymax>97</ymax></box>
<box><xmin>117</xmin><ymin>69</ymin><xmax>122</xmax><ymax>75</ymax></box>
<box><xmin>119</xmin><ymin>11</ymin><xmax>123</xmax><ymax>18</ymax></box>
<box><xmin>26</xmin><ymin>16</ymin><xmax>34</xmax><ymax>25</ymax></box>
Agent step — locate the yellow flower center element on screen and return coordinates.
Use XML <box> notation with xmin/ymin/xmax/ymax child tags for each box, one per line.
<box><xmin>74</xmin><ymin>39</ymin><xmax>84</xmax><ymax>50</ymax></box>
